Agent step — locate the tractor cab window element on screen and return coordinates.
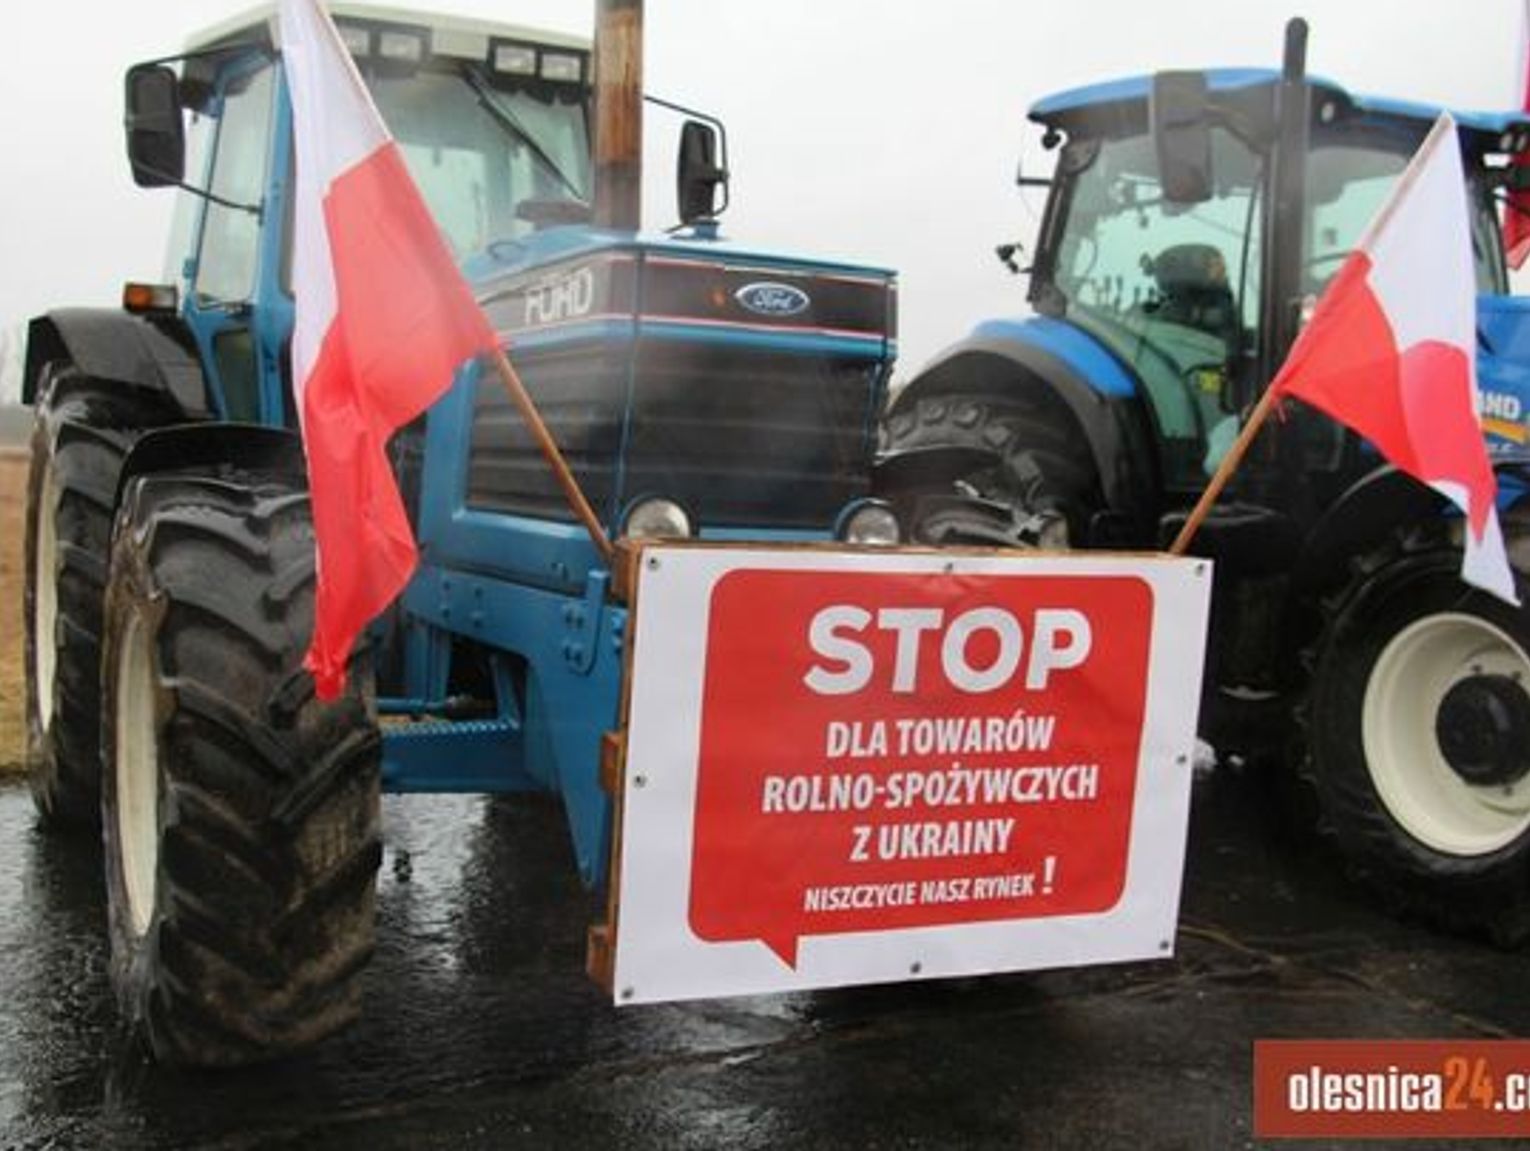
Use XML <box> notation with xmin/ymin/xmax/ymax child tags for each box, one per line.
<box><xmin>163</xmin><ymin>112</ymin><xmax>214</xmax><ymax>291</ymax></box>
<box><xmin>195</xmin><ymin>62</ymin><xmax>275</xmax><ymax>305</ymax></box>
<box><xmin>363</xmin><ymin>65</ymin><xmax>591</xmax><ymax>258</ymax></box>
<box><xmin>1308</xmin><ymin>131</ymin><xmax>1507</xmax><ymax>297</ymax></box>
<box><xmin>1305</xmin><ymin>141</ymin><xmax>1406</xmax><ymax>295</ymax></box>
<box><xmin>1049</xmin><ymin>127</ymin><xmax>1263</xmax><ymax>492</ymax></box>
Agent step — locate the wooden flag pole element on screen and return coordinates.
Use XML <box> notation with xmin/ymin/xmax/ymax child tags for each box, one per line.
<box><xmin>487</xmin><ymin>346</ymin><xmax>615</xmax><ymax>564</ymax></box>
<box><xmin>1168</xmin><ymin>384</ymin><xmax>1284</xmax><ymax>556</ymax></box>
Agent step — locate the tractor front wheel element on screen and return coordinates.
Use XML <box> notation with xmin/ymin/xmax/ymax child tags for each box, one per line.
<box><xmin>101</xmin><ymin>468</ymin><xmax>382</xmax><ymax>1065</ymax></box>
<box><xmin>1299</xmin><ymin>535</ymin><xmax>1530</xmax><ymax>942</ymax></box>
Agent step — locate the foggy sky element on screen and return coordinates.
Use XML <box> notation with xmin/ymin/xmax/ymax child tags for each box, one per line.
<box><xmin>1</xmin><ymin>0</ymin><xmax>1521</xmax><ymax>383</ymax></box>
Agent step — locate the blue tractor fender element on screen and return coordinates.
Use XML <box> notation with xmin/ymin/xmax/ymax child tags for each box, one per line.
<box><xmin>1291</xmin><ymin>454</ymin><xmax>1530</xmax><ymax>595</ymax></box>
<box><xmin>878</xmin><ymin>315</ymin><xmax>1159</xmax><ymax>532</ymax></box>
<box><xmin>24</xmin><ymin>308</ymin><xmax>208</xmax><ymax>418</ymax></box>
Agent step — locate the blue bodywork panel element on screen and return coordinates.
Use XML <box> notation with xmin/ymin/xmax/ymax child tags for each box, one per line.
<box><xmin>970</xmin><ymin>315</ymin><xmax>1138</xmax><ymax>398</ymax></box>
<box><xmin>1479</xmin><ymin>296</ymin><xmax>1530</xmax><ymax>460</ymax></box>
<box><xmin>396</xmin><ymin>561</ymin><xmax>628</xmax><ymax>886</ymax></box>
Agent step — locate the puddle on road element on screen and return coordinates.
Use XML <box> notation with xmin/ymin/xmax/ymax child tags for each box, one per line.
<box><xmin>0</xmin><ymin>786</ymin><xmax>115</xmax><ymax>1145</ymax></box>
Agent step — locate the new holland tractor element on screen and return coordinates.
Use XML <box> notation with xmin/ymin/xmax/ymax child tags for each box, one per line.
<box><xmin>23</xmin><ymin>2</ymin><xmax>897</xmax><ymax>1064</ymax></box>
<box><xmin>880</xmin><ymin>20</ymin><xmax>1530</xmax><ymax>942</ymax></box>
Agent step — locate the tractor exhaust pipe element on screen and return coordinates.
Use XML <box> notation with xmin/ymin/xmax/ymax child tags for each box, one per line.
<box><xmin>1257</xmin><ymin>16</ymin><xmax>1310</xmax><ymax>391</ymax></box>
<box><xmin>593</xmin><ymin>0</ymin><xmax>643</xmax><ymax>229</ymax></box>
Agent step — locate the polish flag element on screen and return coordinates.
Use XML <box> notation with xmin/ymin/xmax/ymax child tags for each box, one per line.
<box><xmin>1273</xmin><ymin>113</ymin><xmax>1517</xmax><ymax>604</ymax></box>
<box><xmin>280</xmin><ymin>0</ymin><xmax>497</xmax><ymax>698</ymax></box>
<box><xmin>1506</xmin><ymin>0</ymin><xmax>1530</xmax><ymax>270</ymax></box>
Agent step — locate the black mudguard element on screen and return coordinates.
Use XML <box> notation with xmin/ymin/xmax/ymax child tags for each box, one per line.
<box><xmin>24</xmin><ymin>309</ymin><xmax>207</xmax><ymax>417</ymax></box>
<box><xmin>1292</xmin><ymin>457</ymin><xmax>1530</xmax><ymax>594</ymax></box>
<box><xmin>115</xmin><ymin>423</ymin><xmax>306</xmax><ymax>509</ymax></box>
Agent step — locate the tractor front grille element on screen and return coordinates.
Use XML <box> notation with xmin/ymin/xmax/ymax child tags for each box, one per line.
<box><xmin>465</xmin><ymin>342</ymin><xmax>883</xmax><ymax>530</ymax></box>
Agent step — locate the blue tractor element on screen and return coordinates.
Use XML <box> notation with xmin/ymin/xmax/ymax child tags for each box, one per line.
<box><xmin>22</xmin><ymin>1</ymin><xmax>895</xmax><ymax>1064</ymax></box>
<box><xmin>880</xmin><ymin>21</ymin><xmax>1530</xmax><ymax>941</ymax></box>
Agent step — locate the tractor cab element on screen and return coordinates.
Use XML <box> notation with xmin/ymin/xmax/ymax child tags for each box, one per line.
<box><xmin>1025</xmin><ymin>69</ymin><xmax>1529</xmax><ymax>503</ymax></box>
<box><xmin>118</xmin><ymin>6</ymin><xmax>596</xmax><ymax>429</ymax></box>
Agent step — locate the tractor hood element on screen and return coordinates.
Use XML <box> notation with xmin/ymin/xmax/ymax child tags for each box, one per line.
<box><xmin>464</xmin><ymin>225</ymin><xmax>897</xmax><ymax>361</ymax></box>
<box><xmin>454</xmin><ymin>225</ymin><xmax>899</xmax><ymax>536</ymax></box>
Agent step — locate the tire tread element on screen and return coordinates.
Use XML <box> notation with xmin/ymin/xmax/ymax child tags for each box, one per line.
<box><xmin>101</xmin><ymin>470</ymin><xmax>381</xmax><ymax>1066</ymax></box>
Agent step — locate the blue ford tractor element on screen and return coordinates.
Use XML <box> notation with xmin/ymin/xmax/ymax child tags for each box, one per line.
<box><xmin>22</xmin><ymin>1</ymin><xmax>895</xmax><ymax>1064</ymax></box>
<box><xmin>880</xmin><ymin>21</ymin><xmax>1530</xmax><ymax>941</ymax></box>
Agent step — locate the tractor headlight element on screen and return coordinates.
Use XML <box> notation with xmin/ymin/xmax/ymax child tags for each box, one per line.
<box><xmin>334</xmin><ymin>21</ymin><xmax>429</xmax><ymax>66</ymax></box>
<box><xmin>490</xmin><ymin>40</ymin><xmax>590</xmax><ymax>85</ymax></box>
<box><xmin>839</xmin><ymin>500</ymin><xmax>901</xmax><ymax>547</ymax></box>
<box><xmin>540</xmin><ymin>51</ymin><xmax>586</xmax><ymax>83</ymax></box>
<box><xmin>622</xmin><ymin>497</ymin><xmax>693</xmax><ymax>541</ymax></box>
<box><xmin>378</xmin><ymin>29</ymin><xmax>427</xmax><ymax>65</ymax></box>
<box><xmin>491</xmin><ymin>42</ymin><xmax>538</xmax><ymax>77</ymax></box>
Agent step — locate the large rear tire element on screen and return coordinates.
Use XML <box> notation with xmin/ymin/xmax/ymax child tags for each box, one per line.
<box><xmin>881</xmin><ymin>393</ymin><xmax>1101</xmax><ymax>546</ymax></box>
<box><xmin>100</xmin><ymin>468</ymin><xmax>382</xmax><ymax>1066</ymax></box>
<box><xmin>24</xmin><ymin>364</ymin><xmax>173</xmax><ymax>826</ymax></box>
<box><xmin>1297</xmin><ymin>531</ymin><xmax>1530</xmax><ymax>943</ymax></box>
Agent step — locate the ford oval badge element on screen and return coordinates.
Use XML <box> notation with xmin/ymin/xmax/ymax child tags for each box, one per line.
<box><xmin>735</xmin><ymin>281</ymin><xmax>810</xmax><ymax>318</ymax></box>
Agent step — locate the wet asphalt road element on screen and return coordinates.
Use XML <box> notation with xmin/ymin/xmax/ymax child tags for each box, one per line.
<box><xmin>1</xmin><ymin>766</ymin><xmax>1526</xmax><ymax>1151</ymax></box>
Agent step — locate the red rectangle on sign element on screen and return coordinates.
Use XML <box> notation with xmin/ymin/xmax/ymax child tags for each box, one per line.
<box><xmin>687</xmin><ymin>569</ymin><xmax>1154</xmax><ymax>967</ymax></box>
<box><xmin>1255</xmin><ymin>1039</ymin><xmax>1530</xmax><ymax>1138</ymax></box>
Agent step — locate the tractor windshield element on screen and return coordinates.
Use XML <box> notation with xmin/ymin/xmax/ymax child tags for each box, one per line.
<box><xmin>1048</xmin><ymin>127</ymin><xmax>1263</xmax><ymax>490</ymax></box>
<box><xmin>364</xmin><ymin>64</ymin><xmax>590</xmax><ymax>257</ymax></box>
<box><xmin>1307</xmin><ymin>127</ymin><xmax>1507</xmax><ymax>297</ymax></box>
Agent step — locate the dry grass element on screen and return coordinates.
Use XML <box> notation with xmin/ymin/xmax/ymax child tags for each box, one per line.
<box><xmin>1</xmin><ymin>451</ymin><xmax>25</xmax><ymax>775</ymax></box>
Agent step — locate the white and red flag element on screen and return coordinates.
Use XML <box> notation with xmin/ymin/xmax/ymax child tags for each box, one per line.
<box><xmin>1272</xmin><ymin>113</ymin><xmax>1517</xmax><ymax>604</ymax></box>
<box><xmin>280</xmin><ymin>0</ymin><xmax>497</xmax><ymax>698</ymax></box>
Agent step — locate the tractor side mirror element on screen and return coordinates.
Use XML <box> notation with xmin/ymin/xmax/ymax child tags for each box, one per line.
<box><xmin>125</xmin><ymin>64</ymin><xmax>186</xmax><ymax>188</ymax></box>
<box><xmin>677</xmin><ymin>119</ymin><xmax>728</xmax><ymax>225</ymax></box>
<box><xmin>1151</xmin><ymin>71</ymin><xmax>1212</xmax><ymax>204</ymax></box>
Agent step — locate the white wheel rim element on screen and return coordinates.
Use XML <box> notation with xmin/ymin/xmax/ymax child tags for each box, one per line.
<box><xmin>1363</xmin><ymin>611</ymin><xmax>1530</xmax><ymax>856</ymax></box>
<box><xmin>116</xmin><ymin>609</ymin><xmax>160</xmax><ymax>937</ymax></box>
<box><xmin>32</xmin><ymin>466</ymin><xmax>59</xmax><ymax>731</ymax></box>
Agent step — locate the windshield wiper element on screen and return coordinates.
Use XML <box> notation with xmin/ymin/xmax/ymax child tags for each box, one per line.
<box><xmin>463</xmin><ymin>69</ymin><xmax>587</xmax><ymax>204</ymax></box>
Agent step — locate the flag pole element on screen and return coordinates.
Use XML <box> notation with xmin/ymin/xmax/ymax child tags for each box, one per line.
<box><xmin>487</xmin><ymin>346</ymin><xmax>615</xmax><ymax>563</ymax></box>
<box><xmin>1168</xmin><ymin>384</ymin><xmax>1283</xmax><ymax>556</ymax></box>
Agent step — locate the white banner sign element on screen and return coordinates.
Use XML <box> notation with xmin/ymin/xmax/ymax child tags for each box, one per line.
<box><xmin>613</xmin><ymin>547</ymin><xmax>1211</xmax><ymax>1004</ymax></box>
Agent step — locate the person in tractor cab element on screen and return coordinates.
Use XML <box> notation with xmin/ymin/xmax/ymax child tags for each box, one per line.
<box><xmin>1145</xmin><ymin>242</ymin><xmax>1240</xmax><ymax>355</ymax></box>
